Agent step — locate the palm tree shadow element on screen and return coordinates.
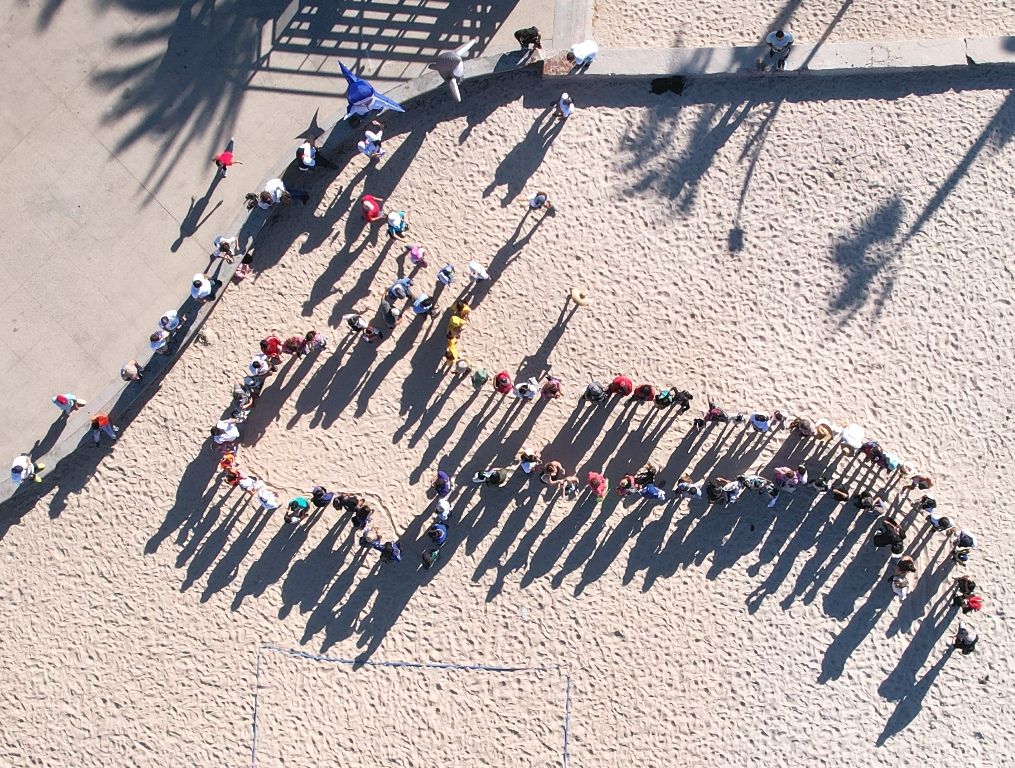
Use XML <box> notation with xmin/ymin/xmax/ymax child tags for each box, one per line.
<box><xmin>829</xmin><ymin>194</ymin><xmax>904</xmax><ymax>324</ymax></box>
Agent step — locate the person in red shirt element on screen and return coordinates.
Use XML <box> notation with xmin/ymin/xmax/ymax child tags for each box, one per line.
<box><xmin>212</xmin><ymin>138</ymin><xmax>239</xmax><ymax>177</ymax></box>
<box><xmin>361</xmin><ymin>194</ymin><xmax>385</xmax><ymax>222</ymax></box>
<box><xmin>609</xmin><ymin>375</ymin><xmax>634</xmax><ymax>396</ymax></box>
<box><xmin>632</xmin><ymin>383</ymin><xmax>657</xmax><ymax>402</ymax></box>
<box><xmin>494</xmin><ymin>371</ymin><xmax>513</xmax><ymax>394</ymax></box>
<box><xmin>260</xmin><ymin>334</ymin><xmax>283</xmax><ymax>362</ymax></box>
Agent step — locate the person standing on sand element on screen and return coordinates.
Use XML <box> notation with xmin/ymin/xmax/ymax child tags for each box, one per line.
<box><xmin>609</xmin><ymin>375</ymin><xmax>634</xmax><ymax>397</ymax></box>
<box><xmin>953</xmin><ymin>621</ymin><xmax>979</xmax><ymax>654</ymax></box>
<box><xmin>514</xmin><ymin>377</ymin><xmax>539</xmax><ymax>400</ymax></box>
<box><xmin>494</xmin><ymin>371</ymin><xmax>513</xmax><ymax>395</ymax></box>
<box><xmin>873</xmin><ymin>516</ymin><xmax>905</xmax><ymax>554</ymax></box>
<box><xmin>11</xmin><ymin>454</ymin><xmax>44</xmax><ymax>485</ymax></box>
<box><xmin>554</xmin><ymin>92</ymin><xmax>575</xmax><ymax>121</ymax></box>
<box><xmin>541</xmin><ymin>375</ymin><xmax>563</xmax><ymax>401</ymax></box>
<box><xmin>52</xmin><ymin>393</ymin><xmax>85</xmax><ymax>415</ymax></box>
<box><xmin>387</xmin><ymin>211</ymin><xmax>410</xmax><ymax>240</ymax></box>
<box><xmin>310</xmin><ymin>486</ymin><xmax>334</xmax><ymax>509</ymax></box>
<box><xmin>431</xmin><ymin>470</ymin><xmax>454</xmax><ymax>498</ymax></box>
<box><xmin>587</xmin><ymin>471</ymin><xmax>608</xmax><ymax>501</ymax></box>
<box><xmin>951</xmin><ymin>529</ymin><xmax>978</xmax><ymax>564</ymax></box>
<box><xmin>528</xmin><ymin>191</ymin><xmax>553</xmax><ymax>212</ymax></box>
<box><xmin>583</xmin><ymin>380</ymin><xmax>607</xmax><ymax>403</ymax></box>
<box><xmin>519</xmin><ymin>448</ymin><xmax>540</xmax><ymax>475</ymax></box>
<box><xmin>632</xmin><ymin>384</ymin><xmax>657</xmax><ymax>403</ymax></box>
<box><xmin>361</xmin><ymin>194</ymin><xmax>385</xmax><ymax>222</ymax></box>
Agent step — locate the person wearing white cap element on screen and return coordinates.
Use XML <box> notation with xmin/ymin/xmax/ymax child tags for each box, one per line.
<box><xmin>435</xmin><ymin>498</ymin><xmax>451</xmax><ymax>522</ymax></box>
<box><xmin>386</xmin><ymin>210</ymin><xmax>409</xmax><ymax>240</ymax></box>
<box><xmin>554</xmin><ymin>92</ymin><xmax>574</xmax><ymax>121</ymax></box>
<box><xmin>11</xmin><ymin>454</ymin><xmax>44</xmax><ymax>485</ymax></box>
<box><xmin>567</xmin><ymin>39</ymin><xmax>598</xmax><ymax>66</ymax></box>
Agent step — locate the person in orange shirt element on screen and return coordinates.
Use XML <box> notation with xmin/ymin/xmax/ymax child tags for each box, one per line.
<box><xmin>90</xmin><ymin>413</ymin><xmax>119</xmax><ymax>447</ymax></box>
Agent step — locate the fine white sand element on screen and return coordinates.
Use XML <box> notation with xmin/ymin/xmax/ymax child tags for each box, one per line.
<box><xmin>594</xmin><ymin>0</ymin><xmax>1015</xmax><ymax>48</ymax></box>
<box><xmin>0</xmin><ymin>70</ymin><xmax>1013</xmax><ymax>765</ymax></box>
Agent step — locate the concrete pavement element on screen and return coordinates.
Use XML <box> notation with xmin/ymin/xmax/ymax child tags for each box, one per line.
<box><xmin>0</xmin><ymin>0</ymin><xmax>552</xmax><ymax>475</ymax></box>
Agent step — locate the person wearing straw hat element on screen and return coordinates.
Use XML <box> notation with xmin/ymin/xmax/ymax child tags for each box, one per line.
<box><xmin>569</xmin><ymin>287</ymin><xmax>589</xmax><ymax>307</ymax></box>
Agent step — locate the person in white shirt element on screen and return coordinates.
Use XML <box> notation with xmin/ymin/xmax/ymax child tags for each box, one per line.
<box><xmin>150</xmin><ymin>330</ymin><xmax>170</xmax><ymax>354</ymax></box>
<box><xmin>159</xmin><ymin>310</ymin><xmax>181</xmax><ymax>333</ymax></box>
<box><xmin>356</xmin><ymin>120</ymin><xmax>385</xmax><ymax>162</ymax></box>
<box><xmin>297</xmin><ymin>139</ymin><xmax>318</xmax><ymax>170</ymax></box>
<box><xmin>212</xmin><ymin>418</ymin><xmax>241</xmax><ymax>447</ymax></box>
<box><xmin>11</xmin><ymin>454</ymin><xmax>43</xmax><ymax>485</ymax></box>
<box><xmin>567</xmin><ymin>39</ymin><xmax>598</xmax><ymax>67</ymax></box>
<box><xmin>765</xmin><ymin>29</ymin><xmax>794</xmax><ymax>69</ymax></box>
<box><xmin>190</xmin><ymin>273</ymin><xmax>213</xmax><ymax>302</ymax></box>
<box><xmin>554</xmin><ymin>92</ymin><xmax>574</xmax><ymax>121</ymax></box>
<box><xmin>211</xmin><ymin>235</ymin><xmax>238</xmax><ymax>263</ymax></box>
<box><xmin>258</xmin><ymin>178</ymin><xmax>308</xmax><ymax>208</ymax></box>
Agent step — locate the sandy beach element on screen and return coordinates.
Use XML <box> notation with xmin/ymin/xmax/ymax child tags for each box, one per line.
<box><xmin>0</xmin><ymin>64</ymin><xmax>1013</xmax><ymax>765</ymax></box>
<box><xmin>594</xmin><ymin>0</ymin><xmax>1015</xmax><ymax>48</ymax></box>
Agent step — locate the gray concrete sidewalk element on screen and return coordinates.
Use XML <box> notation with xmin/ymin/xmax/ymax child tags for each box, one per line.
<box><xmin>0</xmin><ymin>0</ymin><xmax>553</xmax><ymax>469</ymax></box>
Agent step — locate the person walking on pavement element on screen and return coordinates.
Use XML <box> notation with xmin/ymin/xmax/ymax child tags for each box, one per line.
<box><xmin>52</xmin><ymin>393</ymin><xmax>86</xmax><ymax>416</ymax></box>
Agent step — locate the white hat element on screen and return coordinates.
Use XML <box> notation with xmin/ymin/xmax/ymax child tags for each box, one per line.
<box><xmin>436</xmin><ymin>498</ymin><xmax>451</xmax><ymax>516</ymax></box>
<box><xmin>562</xmin><ymin>92</ymin><xmax>570</xmax><ymax>100</ymax></box>
<box><xmin>387</xmin><ymin>212</ymin><xmax>401</xmax><ymax>226</ymax></box>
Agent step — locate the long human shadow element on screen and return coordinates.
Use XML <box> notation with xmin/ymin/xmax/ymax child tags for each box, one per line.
<box><xmin>180</xmin><ymin>492</ymin><xmax>250</xmax><ymax>591</ymax></box>
<box><xmin>818</xmin><ymin>552</ymin><xmax>896</xmax><ymax>683</ymax></box>
<box><xmin>483</xmin><ymin>107</ymin><xmax>564</xmax><ymax>207</ymax></box>
<box><xmin>230</xmin><ymin>504</ymin><xmax>327</xmax><ymax>610</ymax></box>
<box><xmin>876</xmin><ymin>595</ymin><xmax>960</xmax><ymax>745</ymax></box>
<box><xmin>201</xmin><ymin>505</ymin><xmax>273</xmax><ymax>601</ymax></box>
<box><xmin>171</xmin><ymin>171</ymin><xmax>224</xmax><ymax>252</ymax></box>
